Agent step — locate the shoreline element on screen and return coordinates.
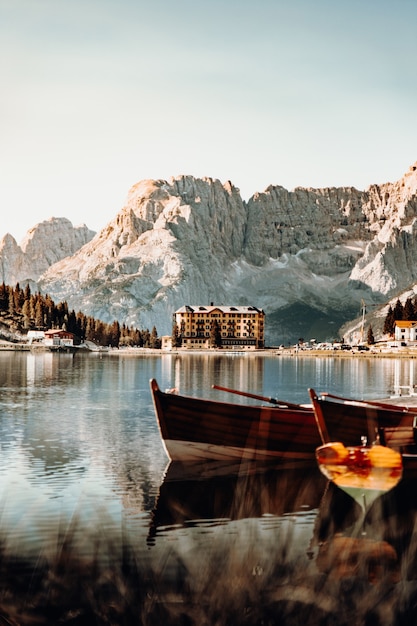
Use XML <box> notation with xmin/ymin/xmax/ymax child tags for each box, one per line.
<box><xmin>2</xmin><ymin>342</ymin><xmax>417</xmax><ymax>359</ymax></box>
<box><xmin>108</xmin><ymin>346</ymin><xmax>417</xmax><ymax>359</ymax></box>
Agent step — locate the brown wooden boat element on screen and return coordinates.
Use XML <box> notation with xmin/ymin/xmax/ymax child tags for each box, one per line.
<box><xmin>150</xmin><ymin>378</ymin><xmax>417</xmax><ymax>463</ymax></box>
<box><xmin>309</xmin><ymin>387</ymin><xmax>417</xmax><ymax>498</ymax></box>
<box><xmin>150</xmin><ymin>378</ymin><xmax>320</xmax><ymax>462</ymax></box>
<box><xmin>308</xmin><ymin>388</ymin><xmax>417</xmax><ymax>453</ymax></box>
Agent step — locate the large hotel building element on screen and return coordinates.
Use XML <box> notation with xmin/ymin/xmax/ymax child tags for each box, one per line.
<box><xmin>173</xmin><ymin>305</ymin><xmax>265</xmax><ymax>350</ymax></box>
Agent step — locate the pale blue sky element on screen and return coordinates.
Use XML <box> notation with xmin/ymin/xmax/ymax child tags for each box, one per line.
<box><xmin>1</xmin><ymin>0</ymin><xmax>416</xmax><ymax>242</ymax></box>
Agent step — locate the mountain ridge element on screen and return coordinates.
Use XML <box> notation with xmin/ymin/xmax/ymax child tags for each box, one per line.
<box><xmin>2</xmin><ymin>164</ymin><xmax>417</xmax><ymax>345</ymax></box>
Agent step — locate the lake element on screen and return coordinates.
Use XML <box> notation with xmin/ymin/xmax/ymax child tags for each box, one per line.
<box><xmin>1</xmin><ymin>350</ymin><xmax>417</xmax><ymax>625</ymax></box>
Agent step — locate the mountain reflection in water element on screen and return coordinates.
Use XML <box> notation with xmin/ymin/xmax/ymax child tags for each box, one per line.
<box><xmin>1</xmin><ymin>458</ymin><xmax>417</xmax><ymax>625</ymax></box>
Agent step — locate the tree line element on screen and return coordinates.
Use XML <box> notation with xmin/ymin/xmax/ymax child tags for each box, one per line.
<box><xmin>0</xmin><ymin>282</ymin><xmax>161</xmax><ymax>348</ymax></box>
<box><xmin>383</xmin><ymin>297</ymin><xmax>417</xmax><ymax>337</ymax></box>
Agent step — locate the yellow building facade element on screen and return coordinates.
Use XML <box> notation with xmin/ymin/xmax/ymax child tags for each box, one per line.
<box><xmin>173</xmin><ymin>305</ymin><xmax>265</xmax><ymax>350</ymax></box>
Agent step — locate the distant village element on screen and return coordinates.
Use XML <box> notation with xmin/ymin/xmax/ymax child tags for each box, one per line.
<box><xmin>1</xmin><ymin>281</ymin><xmax>416</xmax><ymax>353</ymax></box>
<box><xmin>164</xmin><ymin>301</ymin><xmax>417</xmax><ymax>353</ymax></box>
<box><xmin>15</xmin><ymin>304</ymin><xmax>417</xmax><ymax>355</ymax></box>
<box><xmin>12</xmin><ymin>315</ymin><xmax>417</xmax><ymax>355</ymax></box>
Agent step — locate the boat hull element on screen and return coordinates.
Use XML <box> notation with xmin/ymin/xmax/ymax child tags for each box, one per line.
<box><xmin>309</xmin><ymin>389</ymin><xmax>417</xmax><ymax>451</ymax></box>
<box><xmin>151</xmin><ymin>380</ymin><xmax>417</xmax><ymax>465</ymax></box>
<box><xmin>150</xmin><ymin>379</ymin><xmax>321</xmax><ymax>462</ymax></box>
<box><xmin>161</xmin><ymin>438</ymin><xmax>320</xmax><ymax>462</ymax></box>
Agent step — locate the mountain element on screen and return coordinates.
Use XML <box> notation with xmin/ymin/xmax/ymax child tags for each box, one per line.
<box><xmin>0</xmin><ymin>218</ymin><xmax>95</xmax><ymax>288</ymax></box>
<box><xmin>2</xmin><ymin>165</ymin><xmax>417</xmax><ymax>345</ymax></box>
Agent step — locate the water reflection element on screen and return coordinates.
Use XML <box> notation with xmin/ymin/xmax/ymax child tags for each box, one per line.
<box><xmin>1</xmin><ymin>458</ymin><xmax>416</xmax><ymax>624</ymax></box>
<box><xmin>1</xmin><ymin>352</ymin><xmax>417</xmax><ymax>623</ymax></box>
<box><xmin>147</xmin><ymin>462</ymin><xmax>417</xmax><ymax>625</ymax></box>
<box><xmin>148</xmin><ymin>459</ymin><xmax>326</xmax><ymax>541</ymax></box>
<box><xmin>159</xmin><ymin>352</ymin><xmax>417</xmax><ymax>404</ymax></box>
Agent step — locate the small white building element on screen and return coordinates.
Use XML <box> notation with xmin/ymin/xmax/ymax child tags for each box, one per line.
<box><xmin>394</xmin><ymin>320</ymin><xmax>417</xmax><ymax>343</ymax></box>
<box><xmin>161</xmin><ymin>336</ymin><xmax>172</xmax><ymax>350</ymax></box>
<box><xmin>27</xmin><ymin>330</ymin><xmax>45</xmax><ymax>344</ymax></box>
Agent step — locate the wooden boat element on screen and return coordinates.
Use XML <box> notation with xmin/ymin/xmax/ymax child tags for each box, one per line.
<box><xmin>150</xmin><ymin>378</ymin><xmax>320</xmax><ymax>462</ymax></box>
<box><xmin>308</xmin><ymin>388</ymin><xmax>417</xmax><ymax>453</ymax></box>
<box><xmin>150</xmin><ymin>379</ymin><xmax>417</xmax><ymax>463</ymax></box>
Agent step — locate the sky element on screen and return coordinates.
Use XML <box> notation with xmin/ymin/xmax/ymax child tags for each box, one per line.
<box><xmin>1</xmin><ymin>0</ymin><xmax>417</xmax><ymax>243</ymax></box>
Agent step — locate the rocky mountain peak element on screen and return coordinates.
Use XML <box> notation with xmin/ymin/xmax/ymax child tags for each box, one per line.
<box><xmin>3</xmin><ymin>164</ymin><xmax>417</xmax><ymax>344</ymax></box>
<box><xmin>0</xmin><ymin>217</ymin><xmax>95</xmax><ymax>286</ymax></box>
<box><xmin>400</xmin><ymin>161</ymin><xmax>417</xmax><ymax>194</ymax></box>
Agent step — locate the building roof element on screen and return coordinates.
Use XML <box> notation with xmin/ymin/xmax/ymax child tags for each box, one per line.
<box><xmin>175</xmin><ymin>305</ymin><xmax>264</xmax><ymax>314</ymax></box>
<box><xmin>394</xmin><ymin>320</ymin><xmax>417</xmax><ymax>327</ymax></box>
<box><xmin>44</xmin><ymin>329</ymin><xmax>75</xmax><ymax>336</ymax></box>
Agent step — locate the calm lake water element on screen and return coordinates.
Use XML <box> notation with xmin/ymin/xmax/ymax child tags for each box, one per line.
<box><xmin>1</xmin><ymin>351</ymin><xmax>417</xmax><ymax>625</ymax></box>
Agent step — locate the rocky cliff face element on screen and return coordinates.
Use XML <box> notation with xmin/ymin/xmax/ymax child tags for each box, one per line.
<box><xmin>37</xmin><ymin>177</ymin><xmax>249</xmax><ymax>329</ymax></box>
<box><xmin>4</xmin><ymin>165</ymin><xmax>417</xmax><ymax>345</ymax></box>
<box><xmin>349</xmin><ymin>164</ymin><xmax>417</xmax><ymax>294</ymax></box>
<box><xmin>0</xmin><ymin>218</ymin><xmax>95</xmax><ymax>288</ymax></box>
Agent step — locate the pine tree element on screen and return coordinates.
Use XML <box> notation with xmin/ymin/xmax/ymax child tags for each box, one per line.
<box><xmin>367</xmin><ymin>325</ymin><xmax>375</xmax><ymax>345</ymax></box>
<box><xmin>94</xmin><ymin>320</ymin><xmax>106</xmax><ymax>345</ymax></box>
<box><xmin>8</xmin><ymin>287</ymin><xmax>15</xmax><ymax>316</ymax></box>
<box><xmin>404</xmin><ymin>298</ymin><xmax>414</xmax><ymax>320</ymax></box>
<box><xmin>24</xmin><ymin>284</ymin><xmax>31</xmax><ymax>303</ymax></box>
<box><xmin>142</xmin><ymin>329</ymin><xmax>151</xmax><ymax>347</ymax></box>
<box><xmin>14</xmin><ymin>283</ymin><xmax>24</xmax><ymax>312</ymax></box>
<box><xmin>210</xmin><ymin>320</ymin><xmax>222</xmax><ymax>348</ymax></box>
<box><xmin>76</xmin><ymin>312</ymin><xmax>87</xmax><ymax>340</ymax></box>
<box><xmin>131</xmin><ymin>328</ymin><xmax>142</xmax><ymax>346</ymax></box>
<box><xmin>172</xmin><ymin>322</ymin><xmax>182</xmax><ymax>348</ymax></box>
<box><xmin>393</xmin><ymin>298</ymin><xmax>404</xmax><ymax>322</ymax></box>
<box><xmin>34</xmin><ymin>300</ymin><xmax>44</xmax><ymax>328</ymax></box>
<box><xmin>43</xmin><ymin>294</ymin><xmax>54</xmax><ymax>327</ymax></box>
<box><xmin>85</xmin><ymin>317</ymin><xmax>94</xmax><ymax>341</ymax></box>
<box><xmin>0</xmin><ymin>282</ymin><xmax>7</xmax><ymax>311</ymax></box>
<box><xmin>150</xmin><ymin>326</ymin><xmax>160</xmax><ymax>348</ymax></box>
<box><xmin>108</xmin><ymin>321</ymin><xmax>120</xmax><ymax>347</ymax></box>
<box><xmin>21</xmin><ymin>299</ymin><xmax>31</xmax><ymax>329</ymax></box>
<box><xmin>383</xmin><ymin>305</ymin><xmax>395</xmax><ymax>336</ymax></box>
